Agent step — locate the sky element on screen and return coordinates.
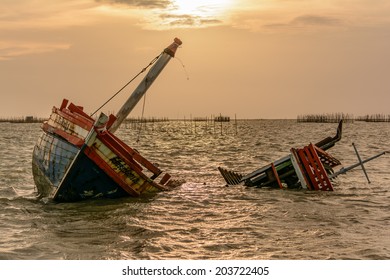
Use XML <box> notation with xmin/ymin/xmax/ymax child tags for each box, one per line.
<box><xmin>1</xmin><ymin>0</ymin><xmax>390</xmax><ymax>119</ymax></box>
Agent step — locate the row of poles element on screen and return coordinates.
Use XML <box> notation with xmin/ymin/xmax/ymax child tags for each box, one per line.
<box><xmin>123</xmin><ymin>115</ymin><xmax>239</xmax><ymax>136</ymax></box>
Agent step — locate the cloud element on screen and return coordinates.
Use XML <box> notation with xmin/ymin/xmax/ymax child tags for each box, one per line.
<box><xmin>291</xmin><ymin>15</ymin><xmax>343</xmax><ymax>26</ymax></box>
<box><xmin>0</xmin><ymin>41</ymin><xmax>70</xmax><ymax>61</ymax></box>
<box><xmin>233</xmin><ymin>0</ymin><xmax>390</xmax><ymax>33</ymax></box>
<box><xmin>200</xmin><ymin>19</ymin><xmax>222</xmax><ymax>25</ymax></box>
<box><xmin>0</xmin><ymin>1</ymin><xmax>100</xmax><ymax>31</ymax></box>
<box><xmin>0</xmin><ymin>1</ymin><xmax>100</xmax><ymax>60</ymax></box>
<box><xmin>159</xmin><ymin>14</ymin><xmax>196</xmax><ymax>26</ymax></box>
<box><xmin>261</xmin><ymin>14</ymin><xmax>344</xmax><ymax>31</ymax></box>
<box><xmin>96</xmin><ymin>0</ymin><xmax>172</xmax><ymax>9</ymax></box>
<box><xmin>158</xmin><ymin>13</ymin><xmax>222</xmax><ymax>28</ymax></box>
<box><xmin>96</xmin><ymin>0</ymin><xmax>227</xmax><ymax>28</ymax></box>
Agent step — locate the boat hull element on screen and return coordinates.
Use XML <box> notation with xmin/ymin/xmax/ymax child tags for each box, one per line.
<box><xmin>52</xmin><ymin>147</ymin><xmax>130</xmax><ymax>201</ymax></box>
<box><xmin>32</xmin><ymin>99</ymin><xmax>173</xmax><ymax>202</ymax></box>
<box><xmin>32</xmin><ymin>132</ymin><xmax>79</xmax><ymax>198</ymax></box>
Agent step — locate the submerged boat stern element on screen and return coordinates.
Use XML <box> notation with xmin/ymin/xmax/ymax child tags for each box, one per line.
<box><xmin>218</xmin><ymin>121</ymin><xmax>344</xmax><ymax>191</ymax></box>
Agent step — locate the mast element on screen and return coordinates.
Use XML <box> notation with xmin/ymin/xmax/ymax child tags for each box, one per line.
<box><xmin>109</xmin><ymin>38</ymin><xmax>182</xmax><ymax>133</ymax></box>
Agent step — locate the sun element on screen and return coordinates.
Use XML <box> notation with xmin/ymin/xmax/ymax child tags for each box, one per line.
<box><xmin>172</xmin><ymin>0</ymin><xmax>234</xmax><ymax>18</ymax></box>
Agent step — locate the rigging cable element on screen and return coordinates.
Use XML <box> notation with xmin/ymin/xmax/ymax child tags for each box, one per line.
<box><xmin>175</xmin><ymin>57</ymin><xmax>190</xmax><ymax>80</ymax></box>
<box><xmin>90</xmin><ymin>53</ymin><xmax>162</xmax><ymax>116</ymax></box>
<box><xmin>135</xmin><ymin>56</ymin><xmax>189</xmax><ymax>142</ymax></box>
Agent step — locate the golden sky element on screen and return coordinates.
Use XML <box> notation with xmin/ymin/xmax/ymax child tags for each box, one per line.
<box><xmin>1</xmin><ymin>0</ymin><xmax>390</xmax><ymax>119</ymax></box>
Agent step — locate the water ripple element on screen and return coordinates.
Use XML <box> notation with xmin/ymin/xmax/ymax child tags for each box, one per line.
<box><xmin>0</xmin><ymin>120</ymin><xmax>389</xmax><ymax>259</ymax></box>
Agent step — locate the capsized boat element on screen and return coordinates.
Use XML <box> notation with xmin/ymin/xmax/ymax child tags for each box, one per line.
<box><xmin>218</xmin><ymin>120</ymin><xmax>386</xmax><ymax>190</ymax></box>
<box><xmin>218</xmin><ymin>120</ymin><xmax>341</xmax><ymax>190</ymax></box>
<box><xmin>32</xmin><ymin>38</ymin><xmax>182</xmax><ymax>202</ymax></box>
<box><xmin>218</xmin><ymin>121</ymin><xmax>343</xmax><ymax>191</ymax></box>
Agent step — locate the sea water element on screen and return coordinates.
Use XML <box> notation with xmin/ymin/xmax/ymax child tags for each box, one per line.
<box><xmin>0</xmin><ymin>120</ymin><xmax>389</xmax><ymax>259</ymax></box>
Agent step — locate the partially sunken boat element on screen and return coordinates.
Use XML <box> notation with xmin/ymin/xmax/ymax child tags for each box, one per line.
<box><xmin>218</xmin><ymin>120</ymin><xmax>386</xmax><ymax>190</ymax></box>
<box><xmin>219</xmin><ymin>121</ymin><xmax>343</xmax><ymax>190</ymax></box>
<box><xmin>32</xmin><ymin>38</ymin><xmax>182</xmax><ymax>202</ymax></box>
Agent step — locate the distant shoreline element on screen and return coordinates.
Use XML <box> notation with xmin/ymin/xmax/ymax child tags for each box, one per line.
<box><xmin>0</xmin><ymin>117</ymin><xmax>47</xmax><ymax>123</ymax></box>
<box><xmin>0</xmin><ymin>113</ymin><xmax>389</xmax><ymax>123</ymax></box>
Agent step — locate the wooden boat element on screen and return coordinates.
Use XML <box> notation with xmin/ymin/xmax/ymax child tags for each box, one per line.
<box><xmin>218</xmin><ymin>121</ymin><xmax>343</xmax><ymax>190</ymax></box>
<box><xmin>32</xmin><ymin>38</ymin><xmax>182</xmax><ymax>202</ymax></box>
<box><xmin>219</xmin><ymin>119</ymin><xmax>386</xmax><ymax>190</ymax></box>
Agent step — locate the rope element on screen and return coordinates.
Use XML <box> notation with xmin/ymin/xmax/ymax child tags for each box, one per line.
<box><xmin>90</xmin><ymin>53</ymin><xmax>162</xmax><ymax>116</ymax></box>
<box><xmin>175</xmin><ymin>57</ymin><xmax>190</xmax><ymax>80</ymax></box>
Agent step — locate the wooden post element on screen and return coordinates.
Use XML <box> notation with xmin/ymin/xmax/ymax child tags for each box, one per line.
<box><xmin>220</xmin><ymin>113</ymin><xmax>223</xmax><ymax>135</ymax></box>
<box><xmin>235</xmin><ymin>114</ymin><xmax>237</xmax><ymax>135</ymax></box>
